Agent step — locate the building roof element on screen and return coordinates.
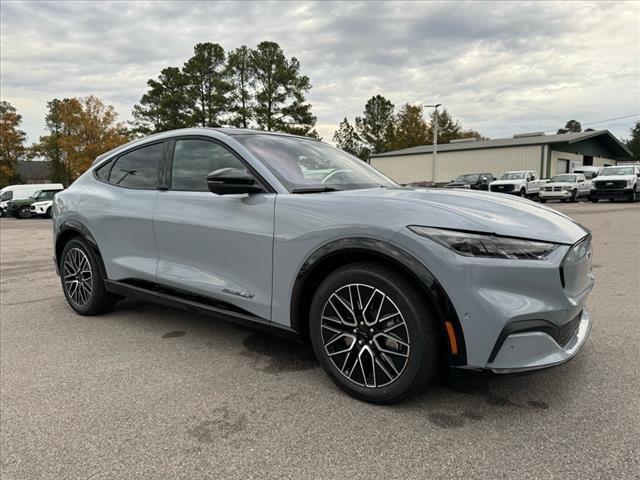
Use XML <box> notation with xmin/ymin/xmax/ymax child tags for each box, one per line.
<box><xmin>17</xmin><ymin>160</ymin><xmax>50</xmax><ymax>179</ymax></box>
<box><xmin>370</xmin><ymin>130</ymin><xmax>633</xmax><ymax>159</ymax></box>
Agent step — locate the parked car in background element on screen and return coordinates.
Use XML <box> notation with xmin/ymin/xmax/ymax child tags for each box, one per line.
<box><xmin>30</xmin><ymin>199</ymin><xmax>54</xmax><ymax>218</ymax></box>
<box><xmin>445</xmin><ymin>173</ymin><xmax>495</xmax><ymax>190</ymax></box>
<box><xmin>573</xmin><ymin>166</ymin><xmax>603</xmax><ymax>180</ymax></box>
<box><xmin>0</xmin><ymin>183</ymin><xmax>63</xmax><ymax>217</ymax></box>
<box><xmin>489</xmin><ymin>170</ymin><xmax>546</xmax><ymax>198</ymax></box>
<box><xmin>591</xmin><ymin>165</ymin><xmax>640</xmax><ymax>202</ymax></box>
<box><xmin>7</xmin><ymin>187</ymin><xmax>64</xmax><ymax>218</ymax></box>
<box><xmin>53</xmin><ymin>128</ymin><xmax>594</xmax><ymax>403</ymax></box>
<box><xmin>539</xmin><ymin>173</ymin><xmax>591</xmax><ymax>203</ymax></box>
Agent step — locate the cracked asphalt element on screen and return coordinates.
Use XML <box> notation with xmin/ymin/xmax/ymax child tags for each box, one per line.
<box><xmin>1</xmin><ymin>202</ymin><xmax>639</xmax><ymax>479</ymax></box>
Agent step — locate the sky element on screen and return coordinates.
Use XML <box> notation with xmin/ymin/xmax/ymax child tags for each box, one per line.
<box><xmin>1</xmin><ymin>1</ymin><xmax>639</xmax><ymax>145</ymax></box>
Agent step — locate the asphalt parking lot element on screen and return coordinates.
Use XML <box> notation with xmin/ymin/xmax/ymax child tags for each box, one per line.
<box><xmin>1</xmin><ymin>202</ymin><xmax>639</xmax><ymax>479</ymax></box>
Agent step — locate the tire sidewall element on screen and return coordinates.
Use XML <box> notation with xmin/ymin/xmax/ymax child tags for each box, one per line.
<box><xmin>309</xmin><ymin>265</ymin><xmax>438</xmax><ymax>403</ymax></box>
<box><xmin>18</xmin><ymin>206</ymin><xmax>31</xmax><ymax>219</ymax></box>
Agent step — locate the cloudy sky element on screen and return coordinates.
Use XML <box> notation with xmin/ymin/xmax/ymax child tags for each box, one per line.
<box><xmin>1</xmin><ymin>1</ymin><xmax>639</xmax><ymax>144</ymax></box>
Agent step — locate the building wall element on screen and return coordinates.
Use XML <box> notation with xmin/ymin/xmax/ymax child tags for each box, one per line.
<box><xmin>550</xmin><ymin>150</ymin><xmax>618</xmax><ymax>176</ymax></box>
<box><xmin>371</xmin><ymin>145</ymin><xmax>541</xmax><ymax>184</ymax></box>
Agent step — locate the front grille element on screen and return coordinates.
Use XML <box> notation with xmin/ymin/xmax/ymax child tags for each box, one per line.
<box><xmin>594</xmin><ymin>180</ymin><xmax>626</xmax><ymax>189</ymax></box>
<box><xmin>556</xmin><ymin>312</ymin><xmax>581</xmax><ymax>346</ymax></box>
<box><xmin>545</xmin><ymin>186</ymin><xmax>563</xmax><ymax>192</ymax></box>
<box><xmin>491</xmin><ymin>184</ymin><xmax>514</xmax><ymax>192</ymax></box>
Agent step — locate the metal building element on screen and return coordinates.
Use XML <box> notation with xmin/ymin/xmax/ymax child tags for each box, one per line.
<box><xmin>369</xmin><ymin>130</ymin><xmax>633</xmax><ymax>184</ymax></box>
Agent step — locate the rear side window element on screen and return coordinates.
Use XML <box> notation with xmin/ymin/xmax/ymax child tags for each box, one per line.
<box><xmin>171</xmin><ymin>139</ymin><xmax>247</xmax><ymax>192</ymax></box>
<box><xmin>108</xmin><ymin>143</ymin><xmax>164</xmax><ymax>189</ymax></box>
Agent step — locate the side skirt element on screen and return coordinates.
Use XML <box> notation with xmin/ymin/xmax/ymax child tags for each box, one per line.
<box><xmin>104</xmin><ymin>279</ymin><xmax>301</xmax><ymax>343</ymax></box>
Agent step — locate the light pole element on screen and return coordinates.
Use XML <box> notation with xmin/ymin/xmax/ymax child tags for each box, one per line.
<box><xmin>424</xmin><ymin>103</ymin><xmax>441</xmax><ymax>184</ymax></box>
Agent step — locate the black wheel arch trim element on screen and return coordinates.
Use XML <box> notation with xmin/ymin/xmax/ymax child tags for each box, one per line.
<box><xmin>55</xmin><ymin>219</ymin><xmax>107</xmax><ymax>279</ymax></box>
<box><xmin>290</xmin><ymin>237</ymin><xmax>468</xmax><ymax>366</ymax></box>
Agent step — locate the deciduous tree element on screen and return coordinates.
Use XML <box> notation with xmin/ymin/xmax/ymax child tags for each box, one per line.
<box><xmin>0</xmin><ymin>101</ymin><xmax>27</xmax><ymax>187</ymax></box>
<box><xmin>392</xmin><ymin>104</ymin><xmax>429</xmax><ymax>150</ymax></box>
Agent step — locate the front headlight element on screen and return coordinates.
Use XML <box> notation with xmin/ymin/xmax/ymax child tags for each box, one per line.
<box><xmin>408</xmin><ymin>226</ymin><xmax>559</xmax><ymax>260</ymax></box>
<box><xmin>563</xmin><ymin>185</ymin><xmax>574</xmax><ymax>191</ymax></box>
<box><xmin>627</xmin><ymin>180</ymin><xmax>633</xmax><ymax>187</ymax></box>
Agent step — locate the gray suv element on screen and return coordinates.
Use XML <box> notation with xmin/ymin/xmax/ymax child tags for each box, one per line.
<box><xmin>54</xmin><ymin>128</ymin><xmax>594</xmax><ymax>403</ymax></box>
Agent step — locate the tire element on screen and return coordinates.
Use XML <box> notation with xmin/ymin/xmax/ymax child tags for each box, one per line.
<box><xmin>46</xmin><ymin>207</ymin><xmax>52</xmax><ymax>219</ymax></box>
<box><xmin>628</xmin><ymin>186</ymin><xmax>637</xmax><ymax>203</ymax></box>
<box><xmin>309</xmin><ymin>262</ymin><xmax>440</xmax><ymax>404</ymax></box>
<box><xmin>519</xmin><ymin>188</ymin><xmax>526</xmax><ymax>198</ymax></box>
<box><xmin>540</xmin><ymin>199</ymin><xmax>547</xmax><ymax>203</ymax></box>
<box><xmin>570</xmin><ymin>190</ymin><xmax>577</xmax><ymax>202</ymax></box>
<box><xmin>17</xmin><ymin>206</ymin><xmax>31</xmax><ymax>219</ymax></box>
<box><xmin>60</xmin><ymin>238</ymin><xmax>116</xmax><ymax>315</ymax></box>
<box><xmin>591</xmin><ymin>198</ymin><xmax>599</xmax><ymax>203</ymax></box>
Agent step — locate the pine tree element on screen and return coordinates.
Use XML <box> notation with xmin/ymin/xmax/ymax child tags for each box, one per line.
<box><xmin>227</xmin><ymin>46</ymin><xmax>254</xmax><ymax>128</ymax></box>
<box><xmin>355</xmin><ymin>95</ymin><xmax>395</xmax><ymax>154</ymax></box>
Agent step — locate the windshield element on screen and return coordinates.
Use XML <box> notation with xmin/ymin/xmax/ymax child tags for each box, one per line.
<box><xmin>500</xmin><ymin>172</ymin><xmax>525</xmax><ymax>180</ymax></box>
<box><xmin>454</xmin><ymin>174</ymin><xmax>480</xmax><ymax>183</ymax></box>
<box><xmin>601</xmin><ymin>166</ymin><xmax>634</xmax><ymax>176</ymax></box>
<box><xmin>550</xmin><ymin>175</ymin><xmax>577</xmax><ymax>183</ymax></box>
<box><xmin>0</xmin><ymin>191</ymin><xmax>13</xmax><ymax>201</ymax></box>
<box><xmin>233</xmin><ymin>134</ymin><xmax>397</xmax><ymax>192</ymax></box>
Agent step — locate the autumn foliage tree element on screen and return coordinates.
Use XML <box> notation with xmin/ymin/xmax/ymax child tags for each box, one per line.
<box><xmin>0</xmin><ymin>101</ymin><xmax>28</xmax><ymax>187</ymax></box>
<box><xmin>38</xmin><ymin>96</ymin><xmax>129</xmax><ymax>184</ymax></box>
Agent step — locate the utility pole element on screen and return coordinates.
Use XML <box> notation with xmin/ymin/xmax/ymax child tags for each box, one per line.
<box><xmin>425</xmin><ymin>103</ymin><xmax>441</xmax><ymax>184</ymax></box>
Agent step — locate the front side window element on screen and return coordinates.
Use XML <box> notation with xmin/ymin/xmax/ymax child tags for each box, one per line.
<box><xmin>234</xmin><ymin>134</ymin><xmax>396</xmax><ymax>192</ymax></box>
<box><xmin>171</xmin><ymin>139</ymin><xmax>247</xmax><ymax>192</ymax></box>
<box><xmin>108</xmin><ymin>143</ymin><xmax>164</xmax><ymax>189</ymax></box>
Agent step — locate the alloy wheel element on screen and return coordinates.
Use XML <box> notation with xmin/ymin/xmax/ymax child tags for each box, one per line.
<box><xmin>321</xmin><ymin>283</ymin><xmax>410</xmax><ymax>388</ymax></box>
<box><xmin>63</xmin><ymin>248</ymin><xmax>93</xmax><ymax>307</ymax></box>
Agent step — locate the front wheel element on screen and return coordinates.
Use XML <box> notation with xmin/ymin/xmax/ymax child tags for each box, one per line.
<box><xmin>60</xmin><ymin>238</ymin><xmax>116</xmax><ymax>315</ymax></box>
<box><xmin>570</xmin><ymin>190</ymin><xmax>578</xmax><ymax>202</ymax></box>
<box><xmin>629</xmin><ymin>186</ymin><xmax>637</xmax><ymax>202</ymax></box>
<box><xmin>540</xmin><ymin>198</ymin><xmax>547</xmax><ymax>203</ymax></box>
<box><xmin>309</xmin><ymin>263</ymin><xmax>440</xmax><ymax>404</ymax></box>
<box><xmin>519</xmin><ymin>188</ymin><xmax>526</xmax><ymax>198</ymax></box>
<box><xmin>17</xmin><ymin>206</ymin><xmax>31</xmax><ymax>219</ymax></box>
<box><xmin>46</xmin><ymin>207</ymin><xmax>52</xmax><ymax>219</ymax></box>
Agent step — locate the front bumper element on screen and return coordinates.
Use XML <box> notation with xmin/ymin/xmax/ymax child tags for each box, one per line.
<box><xmin>591</xmin><ymin>188</ymin><xmax>632</xmax><ymax>199</ymax></box>
<box><xmin>539</xmin><ymin>189</ymin><xmax>575</xmax><ymax>199</ymax></box>
<box><xmin>486</xmin><ymin>309</ymin><xmax>591</xmax><ymax>373</ymax></box>
<box><xmin>30</xmin><ymin>204</ymin><xmax>49</xmax><ymax>215</ymax></box>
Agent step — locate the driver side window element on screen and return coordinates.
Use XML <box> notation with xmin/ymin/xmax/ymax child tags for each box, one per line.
<box><xmin>171</xmin><ymin>139</ymin><xmax>247</xmax><ymax>192</ymax></box>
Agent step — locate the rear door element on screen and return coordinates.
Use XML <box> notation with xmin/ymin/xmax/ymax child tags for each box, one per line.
<box><xmin>153</xmin><ymin>136</ymin><xmax>275</xmax><ymax>320</ymax></box>
<box><xmin>89</xmin><ymin>141</ymin><xmax>166</xmax><ymax>282</ymax></box>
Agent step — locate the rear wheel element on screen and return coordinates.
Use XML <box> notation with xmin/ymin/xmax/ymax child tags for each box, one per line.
<box><xmin>60</xmin><ymin>238</ymin><xmax>116</xmax><ymax>315</ymax></box>
<box><xmin>309</xmin><ymin>263</ymin><xmax>440</xmax><ymax>404</ymax></box>
<box><xmin>17</xmin><ymin>206</ymin><xmax>31</xmax><ymax>219</ymax></box>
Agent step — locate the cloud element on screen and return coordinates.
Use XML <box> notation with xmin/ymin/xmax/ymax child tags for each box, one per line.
<box><xmin>1</xmin><ymin>0</ymin><xmax>638</xmax><ymax>143</ymax></box>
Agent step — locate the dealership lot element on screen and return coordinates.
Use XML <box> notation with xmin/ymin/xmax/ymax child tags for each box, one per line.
<box><xmin>1</xmin><ymin>202</ymin><xmax>639</xmax><ymax>479</ymax></box>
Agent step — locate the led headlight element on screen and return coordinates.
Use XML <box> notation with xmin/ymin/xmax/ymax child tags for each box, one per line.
<box><xmin>409</xmin><ymin>226</ymin><xmax>559</xmax><ymax>260</ymax></box>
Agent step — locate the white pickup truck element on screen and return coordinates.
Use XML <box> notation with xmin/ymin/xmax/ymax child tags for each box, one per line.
<box><xmin>539</xmin><ymin>173</ymin><xmax>591</xmax><ymax>203</ymax></box>
<box><xmin>489</xmin><ymin>170</ymin><xmax>547</xmax><ymax>198</ymax></box>
<box><xmin>590</xmin><ymin>165</ymin><xmax>640</xmax><ymax>202</ymax></box>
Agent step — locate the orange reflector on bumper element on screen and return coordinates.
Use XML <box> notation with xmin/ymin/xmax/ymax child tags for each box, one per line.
<box><xmin>444</xmin><ymin>321</ymin><xmax>458</xmax><ymax>355</ymax></box>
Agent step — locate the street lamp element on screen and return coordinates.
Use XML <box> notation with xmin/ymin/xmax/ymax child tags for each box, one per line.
<box><xmin>424</xmin><ymin>103</ymin><xmax>441</xmax><ymax>184</ymax></box>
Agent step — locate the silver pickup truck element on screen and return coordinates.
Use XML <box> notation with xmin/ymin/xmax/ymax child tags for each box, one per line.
<box><xmin>489</xmin><ymin>170</ymin><xmax>547</xmax><ymax>198</ymax></box>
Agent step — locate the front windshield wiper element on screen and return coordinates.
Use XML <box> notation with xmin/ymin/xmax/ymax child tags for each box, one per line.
<box><xmin>291</xmin><ymin>186</ymin><xmax>338</xmax><ymax>194</ymax></box>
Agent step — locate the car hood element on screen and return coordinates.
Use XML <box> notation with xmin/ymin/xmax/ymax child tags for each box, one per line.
<box><xmin>331</xmin><ymin>187</ymin><xmax>587</xmax><ymax>244</ymax></box>
<box><xmin>594</xmin><ymin>175</ymin><xmax>634</xmax><ymax>182</ymax></box>
<box><xmin>445</xmin><ymin>182</ymin><xmax>472</xmax><ymax>187</ymax></box>
<box><xmin>490</xmin><ymin>178</ymin><xmax>525</xmax><ymax>185</ymax></box>
<box><xmin>11</xmin><ymin>198</ymin><xmax>35</xmax><ymax>206</ymax></box>
<box><xmin>545</xmin><ymin>182</ymin><xmax>576</xmax><ymax>187</ymax></box>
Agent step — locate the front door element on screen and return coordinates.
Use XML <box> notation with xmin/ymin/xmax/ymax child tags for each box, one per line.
<box><xmin>153</xmin><ymin>137</ymin><xmax>275</xmax><ymax>321</ymax></box>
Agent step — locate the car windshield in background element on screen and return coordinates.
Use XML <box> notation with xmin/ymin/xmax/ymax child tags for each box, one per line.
<box><xmin>601</xmin><ymin>166</ymin><xmax>634</xmax><ymax>176</ymax></box>
<box><xmin>233</xmin><ymin>134</ymin><xmax>397</xmax><ymax>192</ymax></box>
<box><xmin>455</xmin><ymin>174</ymin><xmax>479</xmax><ymax>182</ymax></box>
<box><xmin>500</xmin><ymin>172</ymin><xmax>525</xmax><ymax>180</ymax></box>
<box><xmin>550</xmin><ymin>175</ymin><xmax>577</xmax><ymax>183</ymax></box>
<box><xmin>29</xmin><ymin>191</ymin><xmax>42</xmax><ymax>199</ymax></box>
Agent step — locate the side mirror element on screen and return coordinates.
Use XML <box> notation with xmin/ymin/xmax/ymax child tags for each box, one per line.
<box><xmin>207</xmin><ymin>168</ymin><xmax>264</xmax><ymax>195</ymax></box>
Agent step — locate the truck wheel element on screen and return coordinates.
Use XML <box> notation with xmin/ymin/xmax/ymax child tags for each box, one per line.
<box><xmin>628</xmin><ymin>186</ymin><xmax>637</xmax><ymax>202</ymax></box>
<box><xmin>46</xmin><ymin>207</ymin><xmax>52</xmax><ymax>219</ymax></box>
<box><xmin>519</xmin><ymin>188</ymin><xmax>526</xmax><ymax>198</ymax></box>
<box><xmin>17</xmin><ymin>206</ymin><xmax>31</xmax><ymax>219</ymax></box>
<box><xmin>570</xmin><ymin>190</ymin><xmax>577</xmax><ymax>202</ymax></box>
<box><xmin>591</xmin><ymin>198</ymin><xmax>599</xmax><ymax>203</ymax></box>
<box><xmin>540</xmin><ymin>199</ymin><xmax>547</xmax><ymax>203</ymax></box>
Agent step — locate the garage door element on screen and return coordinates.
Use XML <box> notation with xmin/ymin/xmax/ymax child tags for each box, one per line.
<box><xmin>557</xmin><ymin>159</ymin><xmax>570</xmax><ymax>174</ymax></box>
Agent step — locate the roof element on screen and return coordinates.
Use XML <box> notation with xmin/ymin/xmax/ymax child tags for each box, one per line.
<box><xmin>370</xmin><ymin>130</ymin><xmax>633</xmax><ymax>159</ymax></box>
<box><xmin>17</xmin><ymin>161</ymin><xmax>50</xmax><ymax>179</ymax></box>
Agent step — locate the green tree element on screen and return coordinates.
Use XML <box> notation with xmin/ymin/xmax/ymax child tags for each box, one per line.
<box><xmin>392</xmin><ymin>104</ymin><xmax>429</xmax><ymax>150</ymax></box>
<box><xmin>0</xmin><ymin>101</ymin><xmax>27</xmax><ymax>187</ymax></box>
<box><xmin>251</xmin><ymin>41</ymin><xmax>317</xmax><ymax>136</ymax></box>
<box><xmin>557</xmin><ymin>119</ymin><xmax>582</xmax><ymax>134</ymax></box>
<box><xmin>182</xmin><ymin>43</ymin><xmax>231</xmax><ymax>128</ymax></box>
<box><xmin>132</xmin><ymin>67</ymin><xmax>191</xmax><ymax>135</ymax></box>
<box><xmin>626</xmin><ymin>121</ymin><xmax>640</xmax><ymax>162</ymax></box>
<box><xmin>227</xmin><ymin>46</ymin><xmax>254</xmax><ymax>128</ymax></box>
<box><xmin>355</xmin><ymin>95</ymin><xmax>395</xmax><ymax>154</ymax></box>
<box><xmin>425</xmin><ymin>108</ymin><xmax>484</xmax><ymax>145</ymax></box>
<box><xmin>332</xmin><ymin>117</ymin><xmax>369</xmax><ymax>159</ymax></box>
